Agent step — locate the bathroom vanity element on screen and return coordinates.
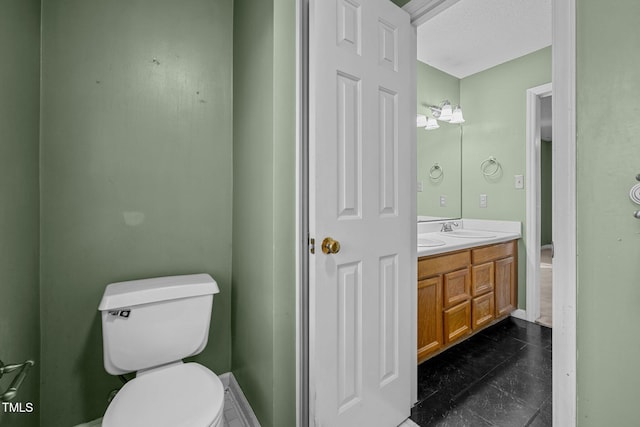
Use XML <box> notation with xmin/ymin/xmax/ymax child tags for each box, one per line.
<box><xmin>416</xmin><ymin>221</ymin><xmax>520</xmax><ymax>364</ymax></box>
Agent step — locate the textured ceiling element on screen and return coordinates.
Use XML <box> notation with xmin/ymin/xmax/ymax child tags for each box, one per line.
<box><xmin>417</xmin><ymin>0</ymin><xmax>552</xmax><ymax>78</ymax></box>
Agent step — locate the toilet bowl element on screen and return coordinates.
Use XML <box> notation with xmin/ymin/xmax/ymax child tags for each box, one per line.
<box><xmin>99</xmin><ymin>274</ymin><xmax>224</xmax><ymax>427</ymax></box>
<box><xmin>103</xmin><ymin>363</ymin><xmax>225</xmax><ymax>427</ymax></box>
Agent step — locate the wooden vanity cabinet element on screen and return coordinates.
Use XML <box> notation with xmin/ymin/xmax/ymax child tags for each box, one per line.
<box><xmin>471</xmin><ymin>292</ymin><xmax>495</xmax><ymax>330</ymax></box>
<box><xmin>417</xmin><ymin>251</ymin><xmax>471</xmax><ymax>361</ymax></box>
<box><xmin>495</xmin><ymin>256</ymin><xmax>516</xmax><ymax>317</ymax></box>
<box><xmin>443</xmin><ymin>299</ymin><xmax>471</xmax><ymax>344</ymax></box>
<box><xmin>470</xmin><ymin>262</ymin><xmax>495</xmax><ymax>330</ymax></box>
<box><xmin>417</xmin><ymin>239</ymin><xmax>518</xmax><ymax>364</ymax></box>
<box><xmin>417</xmin><ymin>277</ymin><xmax>443</xmax><ymax>361</ymax></box>
<box><xmin>472</xmin><ymin>241</ymin><xmax>517</xmax><ymax>319</ymax></box>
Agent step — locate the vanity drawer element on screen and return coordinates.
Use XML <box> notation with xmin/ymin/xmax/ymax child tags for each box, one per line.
<box><xmin>471</xmin><ymin>262</ymin><xmax>494</xmax><ymax>296</ymax></box>
<box><xmin>472</xmin><ymin>292</ymin><xmax>495</xmax><ymax>330</ymax></box>
<box><xmin>443</xmin><ymin>300</ymin><xmax>471</xmax><ymax>344</ymax></box>
<box><xmin>443</xmin><ymin>268</ymin><xmax>471</xmax><ymax>309</ymax></box>
<box><xmin>472</xmin><ymin>240</ymin><xmax>516</xmax><ymax>264</ymax></box>
<box><xmin>418</xmin><ymin>251</ymin><xmax>470</xmax><ymax>279</ymax></box>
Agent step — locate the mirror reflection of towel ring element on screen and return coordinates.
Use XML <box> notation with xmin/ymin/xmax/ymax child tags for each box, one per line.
<box><xmin>429</xmin><ymin>163</ymin><xmax>443</xmax><ymax>180</ymax></box>
<box><xmin>630</xmin><ymin>183</ymin><xmax>640</xmax><ymax>205</ymax></box>
<box><xmin>480</xmin><ymin>156</ymin><xmax>501</xmax><ymax>177</ymax></box>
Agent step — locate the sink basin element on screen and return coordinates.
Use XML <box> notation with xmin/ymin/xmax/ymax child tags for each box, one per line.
<box><xmin>441</xmin><ymin>230</ymin><xmax>496</xmax><ymax>239</ymax></box>
<box><xmin>418</xmin><ymin>237</ymin><xmax>446</xmax><ymax>247</ymax></box>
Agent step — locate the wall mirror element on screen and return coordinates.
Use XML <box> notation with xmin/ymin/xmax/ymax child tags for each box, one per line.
<box><xmin>416</xmin><ymin>61</ymin><xmax>463</xmax><ymax>222</ymax></box>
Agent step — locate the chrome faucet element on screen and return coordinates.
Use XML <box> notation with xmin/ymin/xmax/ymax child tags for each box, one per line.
<box><xmin>440</xmin><ymin>221</ymin><xmax>459</xmax><ymax>232</ymax></box>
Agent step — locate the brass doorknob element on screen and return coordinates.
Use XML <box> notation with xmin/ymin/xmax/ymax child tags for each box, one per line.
<box><xmin>321</xmin><ymin>237</ymin><xmax>341</xmax><ymax>254</ymax></box>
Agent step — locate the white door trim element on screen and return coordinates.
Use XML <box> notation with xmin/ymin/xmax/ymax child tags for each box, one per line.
<box><xmin>408</xmin><ymin>24</ymin><xmax>418</xmax><ymax>409</ymax></box>
<box><xmin>296</xmin><ymin>1</ymin><xmax>309</xmax><ymax>427</ymax></box>
<box><xmin>525</xmin><ymin>82</ymin><xmax>552</xmax><ymax>324</ymax></box>
<box><xmin>552</xmin><ymin>0</ymin><xmax>577</xmax><ymax>425</ymax></box>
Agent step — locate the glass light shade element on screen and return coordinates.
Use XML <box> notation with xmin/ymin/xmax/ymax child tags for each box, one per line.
<box><xmin>425</xmin><ymin>117</ymin><xmax>440</xmax><ymax>130</ymax></box>
<box><xmin>438</xmin><ymin>102</ymin><xmax>453</xmax><ymax>122</ymax></box>
<box><xmin>450</xmin><ymin>106</ymin><xmax>465</xmax><ymax>124</ymax></box>
<box><xmin>416</xmin><ymin>114</ymin><xmax>428</xmax><ymax>127</ymax></box>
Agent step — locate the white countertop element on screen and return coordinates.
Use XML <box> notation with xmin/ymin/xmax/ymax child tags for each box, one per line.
<box><xmin>417</xmin><ymin>219</ymin><xmax>522</xmax><ymax>257</ymax></box>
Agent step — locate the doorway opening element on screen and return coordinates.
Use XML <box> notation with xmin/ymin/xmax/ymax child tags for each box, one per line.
<box><xmin>525</xmin><ymin>83</ymin><xmax>553</xmax><ymax>327</ymax></box>
<box><xmin>300</xmin><ymin>0</ymin><xmax>577</xmax><ymax>425</ymax></box>
<box><xmin>538</xmin><ymin>95</ymin><xmax>553</xmax><ymax>327</ymax></box>
<box><xmin>412</xmin><ymin>0</ymin><xmax>555</xmax><ymax>424</ymax></box>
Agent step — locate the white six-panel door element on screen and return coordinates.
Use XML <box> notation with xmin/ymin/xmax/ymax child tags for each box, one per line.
<box><xmin>309</xmin><ymin>0</ymin><xmax>413</xmax><ymax>425</ymax></box>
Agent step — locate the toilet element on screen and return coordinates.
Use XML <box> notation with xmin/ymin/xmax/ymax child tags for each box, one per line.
<box><xmin>98</xmin><ymin>274</ymin><xmax>225</xmax><ymax>427</ymax></box>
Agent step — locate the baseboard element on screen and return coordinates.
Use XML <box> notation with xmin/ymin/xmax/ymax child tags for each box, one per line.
<box><xmin>541</xmin><ymin>244</ymin><xmax>553</xmax><ymax>250</ymax></box>
<box><xmin>219</xmin><ymin>372</ymin><xmax>261</xmax><ymax>427</ymax></box>
<box><xmin>510</xmin><ymin>309</ymin><xmax>528</xmax><ymax>321</ymax></box>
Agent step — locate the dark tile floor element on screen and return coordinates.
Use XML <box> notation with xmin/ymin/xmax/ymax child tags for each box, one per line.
<box><xmin>411</xmin><ymin>317</ymin><xmax>552</xmax><ymax>427</ymax></box>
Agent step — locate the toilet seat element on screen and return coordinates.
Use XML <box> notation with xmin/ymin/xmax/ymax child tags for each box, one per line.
<box><xmin>102</xmin><ymin>362</ymin><xmax>225</xmax><ymax>427</ymax></box>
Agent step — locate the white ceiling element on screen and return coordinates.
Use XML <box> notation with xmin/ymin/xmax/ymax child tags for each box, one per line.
<box><xmin>416</xmin><ymin>0</ymin><xmax>552</xmax><ymax>79</ymax></box>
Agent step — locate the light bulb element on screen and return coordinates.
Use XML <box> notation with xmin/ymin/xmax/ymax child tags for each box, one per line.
<box><xmin>425</xmin><ymin>117</ymin><xmax>440</xmax><ymax>130</ymax></box>
<box><xmin>450</xmin><ymin>106</ymin><xmax>465</xmax><ymax>124</ymax></box>
<box><xmin>438</xmin><ymin>101</ymin><xmax>453</xmax><ymax>122</ymax></box>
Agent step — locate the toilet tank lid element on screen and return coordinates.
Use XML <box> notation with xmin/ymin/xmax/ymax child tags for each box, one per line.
<box><xmin>98</xmin><ymin>274</ymin><xmax>219</xmax><ymax>311</ymax></box>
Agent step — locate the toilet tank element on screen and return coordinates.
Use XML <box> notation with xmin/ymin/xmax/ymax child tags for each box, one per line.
<box><xmin>98</xmin><ymin>274</ymin><xmax>220</xmax><ymax>375</ymax></box>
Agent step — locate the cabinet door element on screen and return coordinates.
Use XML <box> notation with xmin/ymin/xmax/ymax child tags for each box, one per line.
<box><xmin>443</xmin><ymin>268</ymin><xmax>471</xmax><ymax>309</ymax></box>
<box><xmin>472</xmin><ymin>292</ymin><xmax>495</xmax><ymax>330</ymax></box>
<box><xmin>443</xmin><ymin>300</ymin><xmax>471</xmax><ymax>344</ymax></box>
<box><xmin>471</xmin><ymin>262</ymin><xmax>494</xmax><ymax>296</ymax></box>
<box><xmin>418</xmin><ymin>276</ymin><xmax>443</xmax><ymax>362</ymax></box>
<box><xmin>495</xmin><ymin>256</ymin><xmax>516</xmax><ymax>317</ymax></box>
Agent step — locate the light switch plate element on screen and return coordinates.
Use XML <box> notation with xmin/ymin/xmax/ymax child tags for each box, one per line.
<box><xmin>417</xmin><ymin>181</ymin><xmax>423</xmax><ymax>192</ymax></box>
<box><xmin>440</xmin><ymin>195</ymin><xmax>446</xmax><ymax>207</ymax></box>
<box><xmin>480</xmin><ymin>194</ymin><xmax>487</xmax><ymax>208</ymax></box>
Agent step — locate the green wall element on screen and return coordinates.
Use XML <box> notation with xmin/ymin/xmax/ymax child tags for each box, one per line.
<box><xmin>0</xmin><ymin>1</ymin><xmax>41</xmax><ymax>426</ymax></box>
<box><xmin>232</xmin><ymin>0</ymin><xmax>296</xmax><ymax>426</ymax></box>
<box><xmin>540</xmin><ymin>140</ymin><xmax>552</xmax><ymax>246</ymax></box>
<box><xmin>39</xmin><ymin>1</ymin><xmax>234</xmax><ymax>425</ymax></box>
<box><xmin>576</xmin><ymin>0</ymin><xmax>640</xmax><ymax>424</ymax></box>
<box><xmin>417</xmin><ymin>62</ymin><xmax>462</xmax><ymax>219</ymax></box>
<box><xmin>272</xmin><ymin>0</ymin><xmax>297</xmax><ymax>425</ymax></box>
<box><xmin>460</xmin><ymin>47</ymin><xmax>551</xmax><ymax>307</ymax></box>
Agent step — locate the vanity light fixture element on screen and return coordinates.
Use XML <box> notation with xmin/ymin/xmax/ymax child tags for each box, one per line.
<box><xmin>416</xmin><ymin>114</ymin><xmax>440</xmax><ymax>130</ymax></box>
<box><xmin>425</xmin><ymin>117</ymin><xmax>440</xmax><ymax>130</ymax></box>
<box><xmin>429</xmin><ymin>100</ymin><xmax>465</xmax><ymax>124</ymax></box>
<box><xmin>450</xmin><ymin>105</ymin><xmax>465</xmax><ymax>124</ymax></box>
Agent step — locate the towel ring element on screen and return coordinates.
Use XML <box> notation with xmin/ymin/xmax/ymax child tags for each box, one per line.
<box><xmin>480</xmin><ymin>156</ymin><xmax>501</xmax><ymax>177</ymax></box>
<box><xmin>629</xmin><ymin>183</ymin><xmax>640</xmax><ymax>205</ymax></box>
<box><xmin>429</xmin><ymin>163</ymin><xmax>443</xmax><ymax>180</ymax></box>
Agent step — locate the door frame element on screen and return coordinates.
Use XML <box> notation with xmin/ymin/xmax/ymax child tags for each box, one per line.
<box><xmin>551</xmin><ymin>0</ymin><xmax>577</xmax><ymax>424</ymax></box>
<box><xmin>296</xmin><ymin>0</ymin><xmax>576</xmax><ymax>426</ymax></box>
<box><xmin>525</xmin><ymin>82</ymin><xmax>553</xmax><ymax>325</ymax></box>
<box><xmin>296</xmin><ymin>1</ymin><xmax>309</xmax><ymax>426</ymax></box>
